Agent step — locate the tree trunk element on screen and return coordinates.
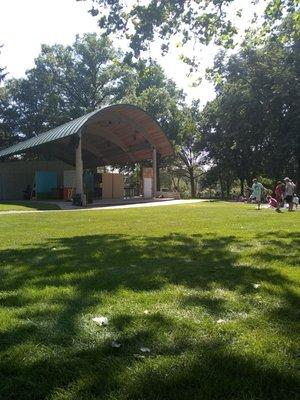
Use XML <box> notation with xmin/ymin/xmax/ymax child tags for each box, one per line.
<box><xmin>240</xmin><ymin>178</ymin><xmax>244</xmax><ymax>196</ymax></box>
<box><xmin>189</xmin><ymin>168</ymin><xmax>196</xmax><ymax>198</ymax></box>
<box><xmin>219</xmin><ymin>174</ymin><xmax>225</xmax><ymax>199</ymax></box>
<box><xmin>226</xmin><ymin>179</ymin><xmax>231</xmax><ymax>198</ymax></box>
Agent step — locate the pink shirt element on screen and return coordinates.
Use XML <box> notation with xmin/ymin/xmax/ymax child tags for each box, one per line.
<box><xmin>275</xmin><ymin>185</ymin><xmax>283</xmax><ymax>199</ymax></box>
<box><xmin>269</xmin><ymin>197</ymin><xmax>278</xmax><ymax>208</ymax></box>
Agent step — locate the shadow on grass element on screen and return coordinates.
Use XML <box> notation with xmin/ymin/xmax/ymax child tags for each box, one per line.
<box><xmin>0</xmin><ymin>200</ymin><xmax>61</xmax><ymax>211</ymax></box>
<box><xmin>0</xmin><ymin>232</ymin><xmax>299</xmax><ymax>399</ymax></box>
<box><xmin>253</xmin><ymin>231</ymin><xmax>300</xmax><ymax>267</ymax></box>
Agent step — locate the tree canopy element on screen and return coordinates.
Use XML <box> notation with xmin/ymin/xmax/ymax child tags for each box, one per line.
<box><xmin>200</xmin><ymin>14</ymin><xmax>300</xmax><ymax>193</ymax></box>
<box><xmin>78</xmin><ymin>0</ymin><xmax>300</xmax><ymax>68</ymax></box>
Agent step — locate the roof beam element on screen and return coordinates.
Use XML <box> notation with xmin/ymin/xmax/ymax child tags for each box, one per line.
<box><xmin>85</xmin><ymin>123</ymin><xmax>129</xmax><ymax>152</ymax></box>
<box><xmin>100</xmin><ymin>114</ymin><xmax>156</xmax><ymax>149</ymax></box>
<box><xmin>82</xmin><ymin>141</ymin><xmax>110</xmax><ymax>165</ymax></box>
<box><xmin>96</xmin><ymin>141</ymin><xmax>152</xmax><ymax>160</ymax></box>
<box><xmin>84</xmin><ymin>124</ymin><xmax>135</xmax><ymax>162</ymax></box>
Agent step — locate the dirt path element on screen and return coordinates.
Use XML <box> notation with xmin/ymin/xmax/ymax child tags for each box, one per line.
<box><xmin>0</xmin><ymin>199</ymin><xmax>205</xmax><ymax>215</ymax></box>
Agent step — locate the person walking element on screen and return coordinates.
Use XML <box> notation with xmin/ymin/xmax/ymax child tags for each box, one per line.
<box><xmin>251</xmin><ymin>178</ymin><xmax>266</xmax><ymax>210</ymax></box>
<box><xmin>283</xmin><ymin>177</ymin><xmax>296</xmax><ymax>212</ymax></box>
<box><xmin>274</xmin><ymin>181</ymin><xmax>284</xmax><ymax>212</ymax></box>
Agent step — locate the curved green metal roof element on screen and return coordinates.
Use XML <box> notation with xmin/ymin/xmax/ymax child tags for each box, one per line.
<box><xmin>0</xmin><ymin>109</ymin><xmax>99</xmax><ymax>158</ymax></box>
<box><xmin>0</xmin><ymin>104</ymin><xmax>174</xmax><ymax>165</ymax></box>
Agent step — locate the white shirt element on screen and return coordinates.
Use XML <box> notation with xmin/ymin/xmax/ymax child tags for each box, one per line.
<box><xmin>285</xmin><ymin>182</ymin><xmax>295</xmax><ymax>196</ymax></box>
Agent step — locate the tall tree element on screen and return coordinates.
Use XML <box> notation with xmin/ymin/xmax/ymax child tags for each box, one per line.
<box><xmin>0</xmin><ymin>44</ymin><xmax>16</xmax><ymax>150</ymax></box>
<box><xmin>2</xmin><ymin>33</ymin><xmax>130</xmax><ymax>141</ymax></box>
<box><xmin>170</xmin><ymin>104</ymin><xmax>204</xmax><ymax>197</ymax></box>
<box><xmin>201</xmin><ymin>20</ymin><xmax>300</xmax><ymax>192</ymax></box>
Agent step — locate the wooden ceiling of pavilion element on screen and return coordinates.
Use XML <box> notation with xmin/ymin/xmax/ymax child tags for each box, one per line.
<box><xmin>36</xmin><ymin>105</ymin><xmax>174</xmax><ymax>168</ymax></box>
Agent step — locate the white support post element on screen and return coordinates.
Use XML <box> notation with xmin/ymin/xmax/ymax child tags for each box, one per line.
<box><xmin>153</xmin><ymin>147</ymin><xmax>157</xmax><ymax>197</ymax></box>
<box><xmin>75</xmin><ymin>135</ymin><xmax>86</xmax><ymax>206</ymax></box>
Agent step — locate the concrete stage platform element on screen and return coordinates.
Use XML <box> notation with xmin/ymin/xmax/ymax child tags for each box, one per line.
<box><xmin>42</xmin><ymin>197</ymin><xmax>179</xmax><ymax>210</ymax></box>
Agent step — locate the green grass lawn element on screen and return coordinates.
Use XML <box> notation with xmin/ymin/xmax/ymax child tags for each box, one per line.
<box><xmin>0</xmin><ymin>202</ymin><xmax>299</xmax><ymax>400</ymax></box>
<box><xmin>0</xmin><ymin>201</ymin><xmax>61</xmax><ymax>212</ymax></box>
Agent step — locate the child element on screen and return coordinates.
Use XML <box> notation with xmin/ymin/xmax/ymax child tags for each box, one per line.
<box><xmin>267</xmin><ymin>195</ymin><xmax>281</xmax><ymax>212</ymax></box>
<box><xmin>251</xmin><ymin>178</ymin><xmax>266</xmax><ymax>210</ymax></box>
<box><xmin>275</xmin><ymin>181</ymin><xmax>284</xmax><ymax>207</ymax></box>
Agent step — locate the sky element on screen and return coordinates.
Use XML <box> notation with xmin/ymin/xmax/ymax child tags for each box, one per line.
<box><xmin>0</xmin><ymin>0</ymin><xmax>265</xmax><ymax>106</ymax></box>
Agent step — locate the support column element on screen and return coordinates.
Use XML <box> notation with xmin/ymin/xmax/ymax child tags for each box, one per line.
<box><xmin>152</xmin><ymin>147</ymin><xmax>157</xmax><ymax>197</ymax></box>
<box><xmin>156</xmin><ymin>152</ymin><xmax>161</xmax><ymax>191</ymax></box>
<box><xmin>75</xmin><ymin>135</ymin><xmax>86</xmax><ymax>206</ymax></box>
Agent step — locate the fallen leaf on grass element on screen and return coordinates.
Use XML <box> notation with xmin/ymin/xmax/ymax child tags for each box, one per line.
<box><xmin>134</xmin><ymin>354</ymin><xmax>145</xmax><ymax>360</ymax></box>
<box><xmin>92</xmin><ymin>316</ymin><xmax>108</xmax><ymax>326</ymax></box>
<box><xmin>140</xmin><ymin>347</ymin><xmax>150</xmax><ymax>353</ymax></box>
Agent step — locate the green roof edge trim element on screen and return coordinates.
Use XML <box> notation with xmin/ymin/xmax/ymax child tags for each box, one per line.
<box><xmin>0</xmin><ymin>108</ymin><xmax>100</xmax><ymax>158</ymax></box>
